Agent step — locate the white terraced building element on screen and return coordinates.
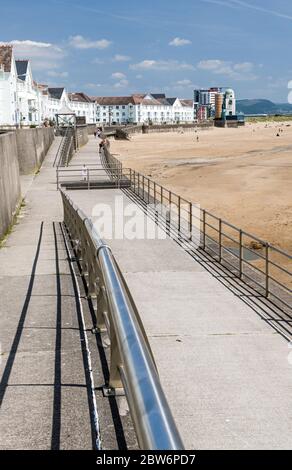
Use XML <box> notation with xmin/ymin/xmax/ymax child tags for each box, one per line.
<box><xmin>0</xmin><ymin>45</ymin><xmax>68</xmax><ymax>126</ymax></box>
<box><xmin>0</xmin><ymin>45</ymin><xmax>18</xmax><ymax>125</ymax></box>
<box><xmin>68</xmin><ymin>92</ymin><xmax>96</xmax><ymax>124</ymax></box>
<box><xmin>93</xmin><ymin>94</ymin><xmax>194</xmax><ymax>125</ymax></box>
<box><xmin>0</xmin><ymin>44</ymin><xmax>194</xmax><ymax>127</ymax></box>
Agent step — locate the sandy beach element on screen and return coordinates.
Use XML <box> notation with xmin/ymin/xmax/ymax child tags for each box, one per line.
<box><xmin>111</xmin><ymin>121</ymin><xmax>292</xmax><ymax>257</ymax></box>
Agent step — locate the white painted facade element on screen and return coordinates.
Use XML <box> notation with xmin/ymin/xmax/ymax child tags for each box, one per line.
<box><xmin>0</xmin><ymin>45</ymin><xmax>194</xmax><ymax>127</ymax></box>
<box><xmin>224</xmin><ymin>89</ymin><xmax>236</xmax><ymax>116</ymax></box>
<box><xmin>17</xmin><ymin>62</ymin><xmax>40</xmax><ymax>125</ymax></box>
<box><xmin>0</xmin><ymin>50</ymin><xmax>18</xmax><ymax>126</ymax></box>
<box><xmin>68</xmin><ymin>93</ymin><xmax>96</xmax><ymax>124</ymax></box>
<box><xmin>94</xmin><ymin>94</ymin><xmax>194</xmax><ymax>125</ymax></box>
<box><xmin>95</xmin><ymin>101</ymin><xmax>136</xmax><ymax>125</ymax></box>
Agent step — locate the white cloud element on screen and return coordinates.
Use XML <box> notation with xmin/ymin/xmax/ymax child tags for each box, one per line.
<box><xmin>169</xmin><ymin>79</ymin><xmax>199</xmax><ymax>90</ymax></box>
<box><xmin>111</xmin><ymin>72</ymin><xmax>126</xmax><ymax>80</ymax></box>
<box><xmin>69</xmin><ymin>35</ymin><xmax>111</xmax><ymax>49</ymax></box>
<box><xmin>169</xmin><ymin>37</ymin><xmax>192</xmax><ymax>47</ymax></box>
<box><xmin>136</xmin><ymin>74</ymin><xmax>143</xmax><ymax>79</ymax></box>
<box><xmin>131</xmin><ymin>59</ymin><xmax>195</xmax><ymax>71</ymax></box>
<box><xmin>47</xmin><ymin>70</ymin><xmax>68</xmax><ymax>78</ymax></box>
<box><xmin>197</xmin><ymin>59</ymin><xmax>258</xmax><ymax>80</ymax></box>
<box><xmin>233</xmin><ymin>62</ymin><xmax>254</xmax><ymax>72</ymax></box>
<box><xmin>92</xmin><ymin>58</ymin><xmax>105</xmax><ymax>64</ymax></box>
<box><xmin>6</xmin><ymin>39</ymin><xmax>64</xmax><ymax>70</ymax></box>
<box><xmin>112</xmin><ymin>54</ymin><xmax>131</xmax><ymax>62</ymax></box>
<box><xmin>113</xmin><ymin>79</ymin><xmax>129</xmax><ymax>88</ymax></box>
<box><xmin>85</xmin><ymin>83</ymin><xmax>103</xmax><ymax>89</ymax></box>
<box><xmin>175</xmin><ymin>79</ymin><xmax>193</xmax><ymax>86</ymax></box>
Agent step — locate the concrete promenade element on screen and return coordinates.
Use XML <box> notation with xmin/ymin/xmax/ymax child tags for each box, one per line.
<box><xmin>0</xmin><ymin>135</ymin><xmax>292</xmax><ymax>450</ymax></box>
<box><xmin>0</xmin><ymin>138</ymin><xmax>136</xmax><ymax>450</ymax></box>
<box><xmin>66</xmin><ymin>137</ymin><xmax>292</xmax><ymax>450</ymax></box>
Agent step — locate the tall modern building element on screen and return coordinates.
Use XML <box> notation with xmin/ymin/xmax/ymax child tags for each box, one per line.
<box><xmin>194</xmin><ymin>87</ymin><xmax>236</xmax><ymax>121</ymax></box>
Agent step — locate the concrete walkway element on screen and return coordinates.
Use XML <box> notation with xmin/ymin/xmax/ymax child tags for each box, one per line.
<box><xmin>67</xmin><ymin>136</ymin><xmax>292</xmax><ymax>450</ymax></box>
<box><xmin>0</xmin><ymin>138</ymin><xmax>136</xmax><ymax>450</ymax></box>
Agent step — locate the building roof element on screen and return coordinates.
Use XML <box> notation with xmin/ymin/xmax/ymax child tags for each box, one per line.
<box><xmin>69</xmin><ymin>92</ymin><xmax>93</xmax><ymax>103</ymax></box>
<box><xmin>166</xmin><ymin>98</ymin><xmax>178</xmax><ymax>105</ymax></box>
<box><xmin>15</xmin><ymin>60</ymin><xmax>28</xmax><ymax>80</ymax></box>
<box><xmin>88</xmin><ymin>93</ymin><xmax>193</xmax><ymax>108</ymax></box>
<box><xmin>48</xmin><ymin>87</ymin><xmax>65</xmax><ymax>100</ymax></box>
<box><xmin>155</xmin><ymin>97</ymin><xmax>171</xmax><ymax>106</ymax></box>
<box><xmin>0</xmin><ymin>45</ymin><xmax>13</xmax><ymax>72</ymax></box>
<box><xmin>141</xmin><ymin>97</ymin><xmax>162</xmax><ymax>106</ymax></box>
<box><xmin>58</xmin><ymin>103</ymin><xmax>75</xmax><ymax>115</ymax></box>
<box><xmin>131</xmin><ymin>94</ymin><xmax>146</xmax><ymax>105</ymax></box>
<box><xmin>92</xmin><ymin>96</ymin><xmax>135</xmax><ymax>105</ymax></box>
<box><xmin>180</xmin><ymin>99</ymin><xmax>193</xmax><ymax>107</ymax></box>
<box><xmin>151</xmin><ymin>93</ymin><xmax>166</xmax><ymax>99</ymax></box>
<box><xmin>133</xmin><ymin>93</ymin><xmax>165</xmax><ymax>106</ymax></box>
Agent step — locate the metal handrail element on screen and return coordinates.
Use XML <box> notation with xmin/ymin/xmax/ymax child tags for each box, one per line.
<box><xmin>60</xmin><ymin>190</ymin><xmax>184</xmax><ymax>450</ymax></box>
<box><xmin>53</xmin><ymin>130</ymin><xmax>67</xmax><ymax>167</ymax></box>
<box><xmin>56</xmin><ymin>165</ymin><xmax>130</xmax><ymax>190</ymax></box>
<box><xmin>54</xmin><ymin>126</ymin><xmax>76</xmax><ymax>168</ymax></box>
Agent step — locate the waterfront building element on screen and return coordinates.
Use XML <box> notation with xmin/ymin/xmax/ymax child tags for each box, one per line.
<box><xmin>0</xmin><ymin>44</ymin><xmax>194</xmax><ymax>127</ymax></box>
<box><xmin>0</xmin><ymin>45</ymin><xmax>18</xmax><ymax>126</ymax></box>
<box><xmin>92</xmin><ymin>94</ymin><xmax>194</xmax><ymax>125</ymax></box>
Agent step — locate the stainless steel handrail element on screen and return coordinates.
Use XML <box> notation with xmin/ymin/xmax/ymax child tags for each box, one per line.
<box><xmin>61</xmin><ymin>190</ymin><xmax>184</xmax><ymax>451</ymax></box>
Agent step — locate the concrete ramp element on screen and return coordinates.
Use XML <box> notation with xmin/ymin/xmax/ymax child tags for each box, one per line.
<box><xmin>65</xmin><ymin>137</ymin><xmax>292</xmax><ymax>450</ymax></box>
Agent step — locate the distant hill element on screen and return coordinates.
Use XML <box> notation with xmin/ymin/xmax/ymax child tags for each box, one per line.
<box><xmin>236</xmin><ymin>99</ymin><xmax>292</xmax><ymax>115</ymax></box>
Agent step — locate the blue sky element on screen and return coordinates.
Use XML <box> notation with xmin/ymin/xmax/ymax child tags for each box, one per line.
<box><xmin>1</xmin><ymin>0</ymin><xmax>292</xmax><ymax>101</ymax></box>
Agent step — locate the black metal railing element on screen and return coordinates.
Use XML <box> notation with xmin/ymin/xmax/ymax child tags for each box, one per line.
<box><xmin>53</xmin><ymin>126</ymin><xmax>76</xmax><ymax>167</ymax></box>
<box><xmin>102</xmin><ymin>147</ymin><xmax>292</xmax><ymax>314</ymax></box>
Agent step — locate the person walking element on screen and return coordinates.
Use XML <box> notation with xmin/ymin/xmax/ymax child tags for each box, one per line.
<box><xmin>99</xmin><ymin>136</ymin><xmax>110</xmax><ymax>153</ymax></box>
<box><xmin>82</xmin><ymin>164</ymin><xmax>88</xmax><ymax>181</ymax></box>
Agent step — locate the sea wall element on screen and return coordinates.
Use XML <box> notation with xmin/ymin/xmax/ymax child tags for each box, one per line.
<box><xmin>142</xmin><ymin>122</ymin><xmax>214</xmax><ymax>133</ymax></box>
<box><xmin>15</xmin><ymin>128</ymin><xmax>55</xmax><ymax>174</ymax></box>
<box><xmin>0</xmin><ymin>132</ymin><xmax>21</xmax><ymax>238</ymax></box>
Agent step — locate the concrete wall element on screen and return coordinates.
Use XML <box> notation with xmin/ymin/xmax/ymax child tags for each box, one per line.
<box><xmin>76</xmin><ymin>126</ymin><xmax>89</xmax><ymax>147</ymax></box>
<box><xmin>0</xmin><ymin>132</ymin><xmax>21</xmax><ymax>238</ymax></box>
<box><xmin>142</xmin><ymin>122</ymin><xmax>214</xmax><ymax>134</ymax></box>
<box><xmin>108</xmin><ymin>123</ymin><xmax>214</xmax><ymax>137</ymax></box>
<box><xmin>214</xmin><ymin>119</ymin><xmax>242</xmax><ymax>128</ymax></box>
<box><xmin>15</xmin><ymin>128</ymin><xmax>54</xmax><ymax>174</ymax></box>
<box><xmin>86</xmin><ymin>124</ymin><xmax>96</xmax><ymax>135</ymax></box>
